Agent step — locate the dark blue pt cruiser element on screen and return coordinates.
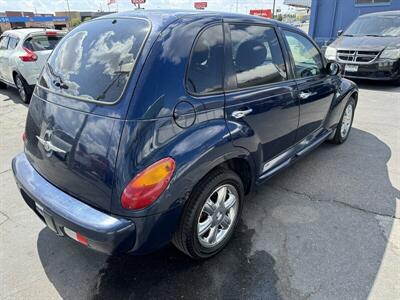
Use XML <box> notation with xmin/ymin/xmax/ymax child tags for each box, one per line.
<box><xmin>12</xmin><ymin>10</ymin><xmax>358</xmax><ymax>259</ymax></box>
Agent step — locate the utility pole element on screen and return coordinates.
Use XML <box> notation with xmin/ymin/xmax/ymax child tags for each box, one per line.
<box><xmin>65</xmin><ymin>0</ymin><xmax>71</xmax><ymax>28</ymax></box>
<box><xmin>272</xmin><ymin>0</ymin><xmax>276</xmax><ymax>18</ymax></box>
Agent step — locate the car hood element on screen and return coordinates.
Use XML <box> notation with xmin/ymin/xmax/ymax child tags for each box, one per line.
<box><xmin>330</xmin><ymin>35</ymin><xmax>400</xmax><ymax>51</ymax></box>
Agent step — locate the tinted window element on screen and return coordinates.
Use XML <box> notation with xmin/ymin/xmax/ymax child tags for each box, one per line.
<box><xmin>8</xmin><ymin>37</ymin><xmax>19</xmax><ymax>49</ymax></box>
<box><xmin>186</xmin><ymin>25</ymin><xmax>224</xmax><ymax>94</ymax></box>
<box><xmin>283</xmin><ymin>31</ymin><xmax>323</xmax><ymax>78</ymax></box>
<box><xmin>0</xmin><ymin>36</ymin><xmax>9</xmax><ymax>49</ymax></box>
<box><xmin>229</xmin><ymin>24</ymin><xmax>287</xmax><ymax>89</ymax></box>
<box><xmin>38</xmin><ymin>18</ymin><xmax>150</xmax><ymax>103</ymax></box>
<box><xmin>23</xmin><ymin>35</ymin><xmax>63</xmax><ymax>51</ymax></box>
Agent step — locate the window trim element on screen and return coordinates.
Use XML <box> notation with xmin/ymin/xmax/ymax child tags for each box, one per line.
<box><xmin>224</xmin><ymin>22</ymin><xmax>290</xmax><ymax>93</ymax></box>
<box><xmin>355</xmin><ymin>0</ymin><xmax>391</xmax><ymax>7</ymax></box>
<box><xmin>184</xmin><ymin>22</ymin><xmax>225</xmax><ymax>97</ymax></box>
<box><xmin>35</xmin><ymin>16</ymin><xmax>152</xmax><ymax>106</ymax></box>
<box><xmin>281</xmin><ymin>28</ymin><xmax>327</xmax><ymax>81</ymax></box>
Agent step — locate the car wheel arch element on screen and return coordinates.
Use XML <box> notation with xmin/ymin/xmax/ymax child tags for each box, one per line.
<box><xmin>182</xmin><ymin>148</ymin><xmax>256</xmax><ymax>200</ymax></box>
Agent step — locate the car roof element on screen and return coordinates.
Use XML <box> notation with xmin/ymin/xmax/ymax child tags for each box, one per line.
<box><xmin>1</xmin><ymin>28</ymin><xmax>63</xmax><ymax>38</ymax></box>
<box><xmin>359</xmin><ymin>10</ymin><xmax>400</xmax><ymax>17</ymax></box>
<box><xmin>99</xmin><ymin>9</ymin><xmax>291</xmax><ymax>29</ymax></box>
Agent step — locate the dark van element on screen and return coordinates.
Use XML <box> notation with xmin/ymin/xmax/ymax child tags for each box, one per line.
<box><xmin>325</xmin><ymin>10</ymin><xmax>400</xmax><ymax>84</ymax></box>
<box><xmin>12</xmin><ymin>10</ymin><xmax>358</xmax><ymax>259</ymax></box>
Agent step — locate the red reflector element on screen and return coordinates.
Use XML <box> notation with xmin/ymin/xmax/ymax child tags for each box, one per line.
<box><xmin>19</xmin><ymin>47</ymin><xmax>37</xmax><ymax>62</ymax></box>
<box><xmin>22</xmin><ymin>132</ymin><xmax>27</xmax><ymax>142</ymax></box>
<box><xmin>64</xmin><ymin>227</ymin><xmax>89</xmax><ymax>246</ymax></box>
<box><xmin>121</xmin><ymin>157</ymin><xmax>176</xmax><ymax>210</ymax></box>
<box><xmin>76</xmin><ymin>232</ymin><xmax>89</xmax><ymax>246</ymax></box>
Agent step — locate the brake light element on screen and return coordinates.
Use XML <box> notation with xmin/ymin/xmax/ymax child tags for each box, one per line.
<box><xmin>121</xmin><ymin>157</ymin><xmax>176</xmax><ymax>210</ymax></box>
<box><xmin>22</xmin><ymin>132</ymin><xmax>27</xmax><ymax>143</ymax></box>
<box><xmin>46</xmin><ymin>31</ymin><xmax>57</xmax><ymax>36</ymax></box>
<box><xmin>19</xmin><ymin>47</ymin><xmax>37</xmax><ymax>62</ymax></box>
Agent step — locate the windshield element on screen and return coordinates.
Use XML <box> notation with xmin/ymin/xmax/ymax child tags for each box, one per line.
<box><xmin>344</xmin><ymin>15</ymin><xmax>400</xmax><ymax>37</ymax></box>
<box><xmin>38</xmin><ymin>18</ymin><xmax>150</xmax><ymax>103</ymax></box>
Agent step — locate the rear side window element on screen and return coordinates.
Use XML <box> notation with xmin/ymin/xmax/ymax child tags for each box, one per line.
<box><xmin>8</xmin><ymin>37</ymin><xmax>19</xmax><ymax>49</ymax></box>
<box><xmin>186</xmin><ymin>25</ymin><xmax>224</xmax><ymax>95</ymax></box>
<box><xmin>23</xmin><ymin>35</ymin><xmax>63</xmax><ymax>51</ymax></box>
<box><xmin>0</xmin><ymin>36</ymin><xmax>9</xmax><ymax>49</ymax></box>
<box><xmin>38</xmin><ymin>18</ymin><xmax>150</xmax><ymax>103</ymax></box>
<box><xmin>229</xmin><ymin>24</ymin><xmax>287</xmax><ymax>89</ymax></box>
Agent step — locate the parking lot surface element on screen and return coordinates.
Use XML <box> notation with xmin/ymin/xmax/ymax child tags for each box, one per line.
<box><xmin>0</xmin><ymin>82</ymin><xmax>399</xmax><ymax>299</ymax></box>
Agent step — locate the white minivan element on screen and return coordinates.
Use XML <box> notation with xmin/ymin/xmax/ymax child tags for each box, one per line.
<box><xmin>0</xmin><ymin>28</ymin><xmax>65</xmax><ymax>103</ymax></box>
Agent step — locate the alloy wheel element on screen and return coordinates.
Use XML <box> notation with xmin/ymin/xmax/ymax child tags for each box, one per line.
<box><xmin>16</xmin><ymin>77</ymin><xmax>26</xmax><ymax>102</ymax></box>
<box><xmin>340</xmin><ymin>104</ymin><xmax>353</xmax><ymax>139</ymax></box>
<box><xmin>197</xmin><ymin>184</ymin><xmax>239</xmax><ymax>248</ymax></box>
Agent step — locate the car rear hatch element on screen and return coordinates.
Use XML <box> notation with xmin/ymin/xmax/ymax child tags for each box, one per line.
<box><xmin>23</xmin><ymin>17</ymin><xmax>151</xmax><ymax>212</ymax></box>
<box><xmin>22</xmin><ymin>30</ymin><xmax>65</xmax><ymax>73</ymax></box>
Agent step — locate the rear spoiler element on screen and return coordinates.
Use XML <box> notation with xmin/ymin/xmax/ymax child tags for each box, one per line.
<box><xmin>25</xmin><ymin>29</ymin><xmax>66</xmax><ymax>39</ymax></box>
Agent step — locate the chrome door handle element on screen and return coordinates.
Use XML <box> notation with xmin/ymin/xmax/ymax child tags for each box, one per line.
<box><xmin>231</xmin><ymin>108</ymin><xmax>253</xmax><ymax>119</ymax></box>
<box><xmin>299</xmin><ymin>91</ymin><xmax>316</xmax><ymax>99</ymax></box>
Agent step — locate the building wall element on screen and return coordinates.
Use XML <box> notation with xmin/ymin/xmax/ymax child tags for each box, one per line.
<box><xmin>309</xmin><ymin>0</ymin><xmax>400</xmax><ymax>46</ymax></box>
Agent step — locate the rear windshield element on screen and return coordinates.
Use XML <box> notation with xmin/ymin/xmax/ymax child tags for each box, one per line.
<box><xmin>38</xmin><ymin>18</ymin><xmax>150</xmax><ymax>103</ymax></box>
<box><xmin>23</xmin><ymin>35</ymin><xmax>63</xmax><ymax>51</ymax></box>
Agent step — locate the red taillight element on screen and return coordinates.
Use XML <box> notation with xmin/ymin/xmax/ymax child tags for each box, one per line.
<box><xmin>121</xmin><ymin>157</ymin><xmax>176</xmax><ymax>210</ymax></box>
<box><xmin>46</xmin><ymin>31</ymin><xmax>57</xmax><ymax>36</ymax></box>
<box><xmin>22</xmin><ymin>132</ymin><xmax>27</xmax><ymax>143</ymax></box>
<box><xmin>19</xmin><ymin>47</ymin><xmax>37</xmax><ymax>62</ymax></box>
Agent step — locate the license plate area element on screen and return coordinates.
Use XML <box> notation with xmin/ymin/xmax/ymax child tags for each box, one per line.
<box><xmin>345</xmin><ymin>65</ymin><xmax>358</xmax><ymax>72</ymax></box>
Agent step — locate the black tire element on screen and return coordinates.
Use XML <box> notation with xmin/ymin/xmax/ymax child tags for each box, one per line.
<box><xmin>173</xmin><ymin>168</ymin><xmax>244</xmax><ymax>259</ymax></box>
<box><xmin>330</xmin><ymin>97</ymin><xmax>356</xmax><ymax>144</ymax></box>
<box><xmin>0</xmin><ymin>81</ymin><xmax>6</xmax><ymax>89</ymax></box>
<box><xmin>14</xmin><ymin>74</ymin><xmax>32</xmax><ymax>104</ymax></box>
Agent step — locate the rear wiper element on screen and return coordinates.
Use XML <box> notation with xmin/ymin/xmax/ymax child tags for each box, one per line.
<box><xmin>47</xmin><ymin>62</ymin><xmax>69</xmax><ymax>90</ymax></box>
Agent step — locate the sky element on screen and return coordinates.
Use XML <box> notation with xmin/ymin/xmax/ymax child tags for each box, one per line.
<box><xmin>0</xmin><ymin>0</ymin><xmax>290</xmax><ymax>15</ymax></box>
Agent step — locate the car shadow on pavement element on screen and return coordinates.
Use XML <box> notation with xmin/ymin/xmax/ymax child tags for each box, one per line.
<box><xmin>37</xmin><ymin>128</ymin><xmax>399</xmax><ymax>300</ymax></box>
<box><xmin>0</xmin><ymin>86</ymin><xmax>28</xmax><ymax>107</ymax></box>
<box><xmin>353</xmin><ymin>79</ymin><xmax>400</xmax><ymax>93</ymax></box>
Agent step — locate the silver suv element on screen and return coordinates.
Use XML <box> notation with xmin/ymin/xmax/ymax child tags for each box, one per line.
<box><xmin>0</xmin><ymin>28</ymin><xmax>65</xmax><ymax>103</ymax></box>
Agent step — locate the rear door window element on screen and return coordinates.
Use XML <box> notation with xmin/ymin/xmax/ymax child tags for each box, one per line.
<box><xmin>186</xmin><ymin>24</ymin><xmax>224</xmax><ymax>95</ymax></box>
<box><xmin>229</xmin><ymin>24</ymin><xmax>287</xmax><ymax>89</ymax></box>
<box><xmin>23</xmin><ymin>35</ymin><xmax>63</xmax><ymax>51</ymax></box>
<box><xmin>38</xmin><ymin>18</ymin><xmax>150</xmax><ymax>103</ymax></box>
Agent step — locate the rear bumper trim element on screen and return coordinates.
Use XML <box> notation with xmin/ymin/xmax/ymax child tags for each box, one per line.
<box><xmin>12</xmin><ymin>152</ymin><xmax>136</xmax><ymax>254</ymax></box>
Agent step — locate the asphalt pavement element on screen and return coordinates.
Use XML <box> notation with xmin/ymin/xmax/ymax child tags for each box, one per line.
<box><xmin>0</xmin><ymin>81</ymin><xmax>399</xmax><ymax>299</ymax></box>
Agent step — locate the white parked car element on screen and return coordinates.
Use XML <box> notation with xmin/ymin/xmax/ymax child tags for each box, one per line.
<box><xmin>0</xmin><ymin>28</ymin><xmax>65</xmax><ymax>103</ymax></box>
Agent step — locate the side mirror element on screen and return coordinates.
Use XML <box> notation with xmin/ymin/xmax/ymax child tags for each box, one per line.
<box><xmin>337</xmin><ymin>30</ymin><xmax>343</xmax><ymax>37</ymax></box>
<box><xmin>326</xmin><ymin>61</ymin><xmax>341</xmax><ymax>76</ymax></box>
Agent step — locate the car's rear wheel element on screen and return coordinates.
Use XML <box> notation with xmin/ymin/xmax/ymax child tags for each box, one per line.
<box><xmin>331</xmin><ymin>97</ymin><xmax>356</xmax><ymax>144</ymax></box>
<box><xmin>173</xmin><ymin>168</ymin><xmax>244</xmax><ymax>259</ymax></box>
<box><xmin>14</xmin><ymin>74</ymin><xmax>32</xmax><ymax>104</ymax></box>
